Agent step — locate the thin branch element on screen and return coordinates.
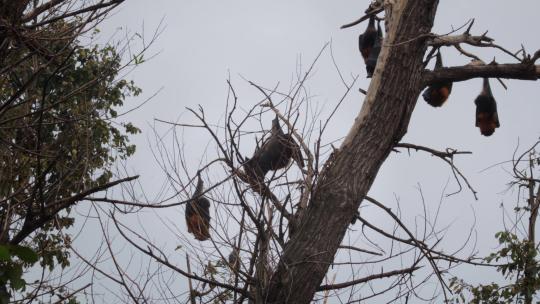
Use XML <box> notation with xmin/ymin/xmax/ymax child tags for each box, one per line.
<box><xmin>317</xmin><ymin>266</ymin><xmax>420</xmax><ymax>291</ymax></box>
<box><xmin>10</xmin><ymin>175</ymin><xmax>139</xmax><ymax>244</ymax></box>
<box><xmin>338</xmin><ymin>245</ymin><xmax>383</xmax><ymax>256</ymax></box>
<box><xmin>395</xmin><ymin>143</ymin><xmax>478</xmax><ymax>200</ymax></box>
<box><xmin>340</xmin><ymin>7</ymin><xmax>384</xmax><ymax>30</ymax></box>
<box><xmin>111</xmin><ymin>213</ymin><xmax>251</xmax><ymax>297</ymax></box>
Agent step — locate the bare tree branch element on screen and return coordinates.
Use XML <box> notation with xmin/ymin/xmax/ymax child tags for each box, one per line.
<box><xmin>423</xmin><ymin>63</ymin><xmax>539</xmax><ymax>86</ymax></box>
<box><xmin>317</xmin><ymin>266</ymin><xmax>421</xmax><ymax>291</ymax></box>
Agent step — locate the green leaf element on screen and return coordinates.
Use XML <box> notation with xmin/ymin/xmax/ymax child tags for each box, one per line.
<box><xmin>10</xmin><ymin>277</ymin><xmax>26</xmax><ymax>291</ymax></box>
<box><xmin>10</xmin><ymin>246</ymin><xmax>38</xmax><ymax>264</ymax></box>
<box><xmin>0</xmin><ymin>246</ymin><xmax>9</xmax><ymax>261</ymax></box>
<box><xmin>0</xmin><ymin>289</ymin><xmax>9</xmax><ymax>304</ymax></box>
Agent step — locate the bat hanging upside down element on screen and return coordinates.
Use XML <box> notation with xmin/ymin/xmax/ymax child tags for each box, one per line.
<box><xmin>474</xmin><ymin>78</ymin><xmax>500</xmax><ymax>136</ymax></box>
<box><xmin>422</xmin><ymin>52</ymin><xmax>453</xmax><ymax>107</ymax></box>
<box><xmin>359</xmin><ymin>16</ymin><xmax>383</xmax><ymax>78</ymax></box>
<box><xmin>185</xmin><ymin>174</ymin><xmax>211</xmax><ymax>241</ymax></box>
<box><xmin>244</xmin><ymin>116</ymin><xmax>304</xmax><ymax>188</ymax></box>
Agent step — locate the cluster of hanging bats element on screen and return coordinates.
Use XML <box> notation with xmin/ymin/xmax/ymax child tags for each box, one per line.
<box><xmin>185</xmin><ymin>16</ymin><xmax>501</xmax><ymax>242</ymax></box>
<box><xmin>360</xmin><ymin>16</ymin><xmax>500</xmax><ymax>136</ymax></box>
<box><xmin>185</xmin><ymin>117</ymin><xmax>304</xmax><ymax>241</ymax></box>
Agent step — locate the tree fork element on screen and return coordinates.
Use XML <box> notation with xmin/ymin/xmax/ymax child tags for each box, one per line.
<box><xmin>264</xmin><ymin>1</ymin><xmax>440</xmax><ymax>303</ymax></box>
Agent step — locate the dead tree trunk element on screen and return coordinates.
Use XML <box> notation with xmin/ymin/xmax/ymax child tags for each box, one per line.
<box><xmin>265</xmin><ymin>1</ymin><xmax>440</xmax><ymax>303</ymax></box>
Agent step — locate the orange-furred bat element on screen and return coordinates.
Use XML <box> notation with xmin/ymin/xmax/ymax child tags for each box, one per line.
<box><xmin>185</xmin><ymin>174</ymin><xmax>211</xmax><ymax>241</ymax></box>
<box><xmin>474</xmin><ymin>78</ymin><xmax>500</xmax><ymax>136</ymax></box>
<box><xmin>422</xmin><ymin>52</ymin><xmax>453</xmax><ymax>107</ymax></box>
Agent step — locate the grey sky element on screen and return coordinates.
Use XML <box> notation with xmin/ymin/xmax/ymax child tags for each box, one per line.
<box><xmin>73</xmin><ymin>1</ymin><xmax>540</xmax><ymax>302</ymax></box>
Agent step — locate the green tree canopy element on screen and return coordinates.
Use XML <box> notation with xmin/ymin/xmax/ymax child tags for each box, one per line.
<box><xmin>0</xmin><ymin>15</ymin><xmax>141</xmax><ymax>302</ymax></box>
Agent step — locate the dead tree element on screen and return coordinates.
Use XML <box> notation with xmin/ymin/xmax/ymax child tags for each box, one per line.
<box><xmin>263</xmin><ymin>2</ymin><xmax>539</xmax><ymax>302</ymax></box>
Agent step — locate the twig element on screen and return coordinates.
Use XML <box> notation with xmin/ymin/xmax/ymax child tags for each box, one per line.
<box><xmin>395</xmin><ymin>143</ymin><xmax>477</xmax><ymax>200</ymax></box>
<box><xmin>340</xmin><ymin>7</ymin><xmax>384</xmax><ymax>30</ymax></box>
<box><xmin>317</xmin><ymin>266</ymin><xmax>420</xmax><ymax>291</ymax></box>
<box><xmin>186</xmin><ymin>255</ymin><xmax>196</xmax><ymax>304</ymax></box>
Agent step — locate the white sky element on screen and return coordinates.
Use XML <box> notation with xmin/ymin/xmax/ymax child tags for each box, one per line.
<box><xmin>68</xmin><ymin>1</ymin><xmax>540</xmax><ymax>302</ymax></box>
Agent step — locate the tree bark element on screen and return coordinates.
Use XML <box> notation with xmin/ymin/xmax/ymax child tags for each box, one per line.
<box><xmin>423</xmin><ymin>64</ymin><xmax>539</xmax><ymax>85</ymax></box>
<box><xmin>265</xmin><ymin>1</ymin><xmax>440</xmax><ymax>303</ymax></box>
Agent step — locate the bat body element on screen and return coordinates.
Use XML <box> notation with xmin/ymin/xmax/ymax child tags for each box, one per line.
<box><xmin>358</xmin><ymin>16</ymin><xmax>377</xmax><ymax>63</ymax></box>
<box><xmin>365</xmin><ymin>21</ymin><xmax>383</xmax><ymax>78</ymax></box>
<box><xmin>422</xmin><ymin>52</ymin><xmax>453</xmax><ymax>107</ymax></box>
<box><xmin>244</xmin><ymin>117</ymin><xmax>304</xmax><ymax>185</ymax></box>
<box><xmin>474</xmin><ymin>78</ymin><xmax>500</xmax><ymax>136</ymax></box>
<box><xmin>185</xmin><ymin>176</ymin><xmax>211</xmax><ymax>241</ymax></box>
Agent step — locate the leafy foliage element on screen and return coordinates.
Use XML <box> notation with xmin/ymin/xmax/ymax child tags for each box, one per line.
<box><xmin>0</xmin><ymin>245</ymin><xmax>38</xmax><ymax>302</ymax></box>
<box><xmin>0</xmin><ymin>20</ymin><xmax>141</xmax><ymax>297</ymax></box>
<box><xmin>450</xmin><ymin>233</ymin><xmax>539</xmax><ymax>303</ymax></box>
<box><xmin>450</xmin><ymin>149</ymin><xmax>540</xmax><ymax>303</ymax></box>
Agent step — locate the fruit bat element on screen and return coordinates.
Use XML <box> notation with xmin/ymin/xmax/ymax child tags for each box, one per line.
<box><xmin>185</xmin><ymin>174</ymin><xmax>211</xmax><ymax>241</ymax></box>
<box><xmin>422</xmin><ymin>52</ymin><xmax>453</xmax><ymax>107</ymax></box>
<box><xmin>365</xmin><ymin>21</ymin><xmax>383</xmax><ymax>78</ymax></box>
<box><xmin>474</xmin><ymin>78</ymin><xmax>500</xmax><ymax>136</ymax></box>
<box><xmin>358</xmin><ymin>16</ymin><xmax>377</xmax><ymax>64</ymax></box>
<box><xmin>228</xmin><ymin>248</ymin><xmax>241</xmax><ymax>273</ymax></box>
<box><xmin>244</xmin><ymin>116</ymin><xmax>304</xmax><ymax>186</ymax></box>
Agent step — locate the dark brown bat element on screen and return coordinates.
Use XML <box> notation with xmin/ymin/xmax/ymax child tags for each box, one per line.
<box><xmin>365</xmin><ymin>21</ymin><xmax>382</xmax><ymax>78</ymax></box>
<box><xmin>244</xmin><ymin>116</ymin><xmax>304</xmax><ymax>186</ymax></box>
<box><xmin>358</xmin><ymin>16</ymin><xmax>377</xmax><ymax>63</ymax></box>
<box><xmin>474</xmin><ymin>78</ymin><xmax>500</xmax><ymax>136</ymax></box>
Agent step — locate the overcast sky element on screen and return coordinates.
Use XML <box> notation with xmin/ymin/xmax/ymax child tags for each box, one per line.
<box><xmin>72</xmin><ymin>1</ymin><xmax>540</xmax><ymax>302</ymax></box>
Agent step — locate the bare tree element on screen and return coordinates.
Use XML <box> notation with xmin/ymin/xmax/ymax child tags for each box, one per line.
<box><xmin>258</xmin><ymin>2</ymin><xmax>537</xmax><ymax>302</ymax></box>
